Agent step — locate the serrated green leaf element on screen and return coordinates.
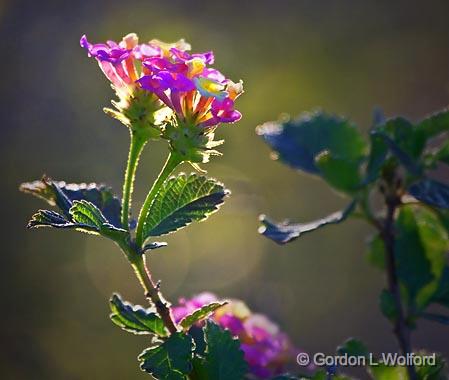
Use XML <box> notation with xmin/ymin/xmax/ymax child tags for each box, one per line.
<box><xmin>109</xmin><ymin>293</ymin><xmax>167</xmax><ymax>337</ymax></box>
<box><xmin>138</xmin><ymin>333</ymin><xmax>193</xmax><ymax>379</ymax></box>
<box><xmin>409</xmin><ymin>179</ymin><xmax>449</xmax><ymax>209</ymax></box>
<box><xmin>259</xmin><ymin>201</ymin><xmax>355</xmax><ymax>244</ymax></box>
<box><xmin>27</xmin><ymin>210</ymin><xmax>78</xmax><ymax>230</ymax></box>
<box><xmin>179</xmin><ymin>302</ymin><xmax>227</xmax><ymax>330</ymax></box>
<box><xmin>20</xmin><ymin>178</ymin><xmax>123</xmax><ymax>228</ymax></box>
<box><xmin>257</xmin><ymin>111</ymin><xmax>367</xmax><ymax>175</ymax></box>
<box><xmin>198</xmin><ymin>321</ymin><xmax>247</xmax><ymax>380</ymax></box>
<box><xmin>379</xmin><ymin>290</ymin><xmax>398</xmax><ymax>321</ymax></box>
<box><xmin>337</xmin><ymin>338</ymin><xmax>369</xmax><ymax>358</ymax></box>
<box><xmin>315</xmin><ymin>151</ymin><xmax>361</xmax><ymax>192</ymax></box>
<box><xmin>395</xmin><ymin>205</ymin><xmax>449</xmax><ymax>310</ymax></box>
<box><xmin>143</xmin><ymin>173</ymin><xmax>229</xmax><ymax>240</ymax></box>
<box><xmin>70</xmin><ymin>200</ymin><xmax>107</xmax><ymax>229</ymax></box>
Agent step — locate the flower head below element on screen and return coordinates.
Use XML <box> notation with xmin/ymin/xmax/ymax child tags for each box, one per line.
<box><xmin>172</xmin><ymin>292</ymin><xmax>300</xmax><ymax>379</ymax></box>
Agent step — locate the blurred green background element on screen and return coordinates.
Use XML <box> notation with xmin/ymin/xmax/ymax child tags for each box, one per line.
<box><xmin>2</xmin><ymin>0</ymin><xmax>449</xmax><ymax>378</ymax></box>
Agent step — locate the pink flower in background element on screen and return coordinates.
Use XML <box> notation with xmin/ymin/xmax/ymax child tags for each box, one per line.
<box><xmin>173</xmin><ymin>292</ymin><xmax>301</xmax><ymax>379</ymax></box>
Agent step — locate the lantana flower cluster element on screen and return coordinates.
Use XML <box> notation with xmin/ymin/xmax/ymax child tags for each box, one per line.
<box><xmin>81</xmin><ymin>33</ymin><xmax>243</xmax><ymax>163</ymax></box>
<box><xmin>172</xmin><ymin>292</ymin><xmax>300</xmax><ymax>379</ymax></box>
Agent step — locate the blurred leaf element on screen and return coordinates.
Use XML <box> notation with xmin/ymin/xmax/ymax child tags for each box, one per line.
<box><xmin>271</xmin><ymin>375</ymin><xmax>300</xmax><ymax>380</ymax></box>
<box><xmin>20</xmin><ymin>178</ymin><xmax>122</xmax><ymax>228</ymax></box>
<box><xmin>143</xmin><ymin>173</ymin><xmax>229</xmax><ymax>240</ymax></box>
<box><xmin>109</xmin><ymin>293</ymin><xmax>167</xmax><ymax>337</ymax></box>
<box><xmin>432</xmin><ymin>140</ymin><xmax>449</xmax><ymax>166</ymax></box>
<box><xmin>409</xmin><ymin>179</ymin><xmax>449</xmax><ymax>209</ymax></box>
<box><xmin>139</xmin><ymin>333</ymin><xmax>193</xmax><ymax>379</ymax></box>
<box><xmin>368</xmin><ymin>363</ymin><xmax>408</xmax><ymax>380</ymax></box>
<box><xmin>380</xmin><ymin>117</ymin><xmax>426</xmax><ymax>159</ymax></box>
<box><xmin>395</xmin><ymin>206</ymin><xmax>448</xmax><ymax>309</ymax></box>
<box><xmin>374</xmin><ymin>132</ymin><xmax>422</xmax><ymax>176</ymax></box>
<box><xmin>198</xmin><ymin>321</ymin><xmax>247</xmax><ymax>380</ymax></box>
<box><xmin>430</xmin><ymin>267</ymin><xmax>449</xmax><ymax>308</ymax></box>
<box><xmin>257</xmin><ymin>111</ymin><xmax>366</xmax><ymax>174</ymax></box>
<box><xmin>420</xmin><ymin>312</ymin><xmax>449</xmax><ymax>325</ymax></box>
<box><xmin>363</xmin><ymin>132</ymin><xmax>389</xmax><ymax>184</ymax></box>
<box><xmin>415</xmin><ymin>352</ymin><xmax>447</xmax><ymax>379</ymax></box>
<box><xmin>315</xmin><ymin>151</ymin><xmax>362</xmax><ymax>192</ymax></box>
<box><xmin>259</xmin><ymin>201</ymin><xmax>356</xmax><ymax>244</ymax></box>
<box><xmin>416</xmin><ymin>108</ymin><xmax>449</xmax><ymax>140</ymax></box>
<box><xmin>367</xmin><ymin>234</ymin><xmax>385</xmax><ymax>270</ymax></box>
<box><xmin>179</xmin><ymin>302</ymin><xmax>227</xmax><ymax>330</ymax></box>
<box><xmin>379</xmin><ymin>290</ymin><xmax>398</xmax><ymax>321</ymax></box>
<box><xmin>337</xmin><ymin>338</ymin><xmax>369</xmax><ymax>358</ymax></box>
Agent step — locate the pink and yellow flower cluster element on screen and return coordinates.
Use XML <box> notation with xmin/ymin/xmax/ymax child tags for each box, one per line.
<box><xmin>80</xmin><ymin>33</ymin><xmax>243</xmax><ymax>130</ymax></box>
<box><xmin>172</xmin><ymin>292</ymin><xmax>300</xmax><ymax>379</ymax></box>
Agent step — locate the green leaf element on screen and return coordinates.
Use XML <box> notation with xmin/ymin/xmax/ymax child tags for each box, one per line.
<box><xmin>368</xmin><ymin>363</ymin><xmax>408</xmax><ymax>380</ymax></box>
<box><xmin>179</xmin><ymin>302</ymin><xmax>227</xmax><ymax>330</ymax></box>
<box><xmin>367</xmin><ymin>234</ymin><xmax>385</xmax><ymax>270</ymax></box>
<box><xmin>315</xmin><ymin>151</ymin><xmax>362</xmax><ymax>192</ymax></box>
<box><xmin>374</xmin><ymin>132</ymin><xmax>422</xmax><ymax>176</ymax></box>
<box><xmin>27</xmin><ymin>201</ymin><xmax>127</xmax><ymax>239</ymax></box>
<box><xmin>257</xmin><ymin>111</ymin><xmax>367</xmax><ymax>175</ymax></box>
<box><xmin>20</xmin><ymin>177</ymin><xmax>123</xmax><ymax>228</ymax></box>
<box><xmin>430</xmin><ymin>267</ymin><xmax>449</xmax><ymax>308</ymax></box>
<box><xmin>199</xmin><ymin>321</ymin><xmax>247</xmax><ymax>380</ymax></box>
<box><xmin>379</xmin><ymin>290</ymin><xmax>398</xmax><ymax>321</ymax></box>
<box><xmin>415</xmin><ymin>352</ymin><xmax>447</xmax><ymax>380</ymax></box>
<box><xmin>363</xmin><ymin>131</ymin><xmax>389</xmax><ymax>184</ymax></box>
<box><xmin>432</xmin><ymin>140</ymin><xmax>449</xmax><ymax>166</ymax></box>
<box><xmin>337</xmin><ymin>338</ymin><xmax>369</xmax><ymax>358</ymax></box>
<box><xmin>380</xmin><ymin>117</ymin><xmax>426</xmax><ymax>159</ymax></box>
<box><xmin>139</xmin><ymin>333</ymin><xmax>193</xmax><ymax>379</ymax></box>
<box><xmin>27</xmin><ymin>210</ymin><xmax>78</xmax><ymax>229</ymax></box>
<box><xmin>259</xmin><ymin>201</ymin><xmax>356</xmax><ymax>244</ymax></box>
<box><xmin>395</xmin><ymin>205</ymin><xmax>449</xmax><ymax>309</ymax></box>
<box><xmin>109</xmin><ymin>293</ymin><xmax>167</xmax><ymax>337</ymax></box>
<box><xmin>70</xmin><ymin>200</ymin><xmax>107</xmax><ymax>229</ymax></box>
<box><xmin>416</xmin><ymin>108</ymin><xmax>449</xmax><ymax>140</ymax></box>
<box><xmin>143</xmin><ymin>173</ymin><xmax>229</xmax><ymax>240</ymax></box>
<box><xmin>409</xmin><ymin>179</ymin><xmax>449</xmax><ymax>209</ymax></box>
<box><xmin>420</xmin><ymin>312</ymin><xmax>449</xmax><ymax>325</ymax></box>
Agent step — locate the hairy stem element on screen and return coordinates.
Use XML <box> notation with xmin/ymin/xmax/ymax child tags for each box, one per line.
<box><xmin>135</xmin><ymin>152</ymin><xmax>183</xmax><ymax>247</ymax></box>
<box><xmin>382</xmin><ymin>195</ymin><xmax>417</xmax><ymax>380</ymax></box>
<box><xmin>131</xmin><ymin>254</ymin><xmax>178</xmax><ymax>334</ymax></box>
<box><xmin>121</xmin><ymin>132</ymin><xmax>147</xmax><ymax>229</ymax></box>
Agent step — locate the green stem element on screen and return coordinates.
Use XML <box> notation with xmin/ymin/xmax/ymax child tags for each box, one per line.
<box><xmin>135</xmin><ymin>151</ymin><xmax>183</xmax><ymax>247</ymax></box>
<box><xmin>130</xmin><ymin>254</ymin><xmax>178</xmax><ymax>334</ymax></box>
<box><xmin>121</xmin><ymin>132</ymin><xmax>147</xmax><ymax>229</ymax></box>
